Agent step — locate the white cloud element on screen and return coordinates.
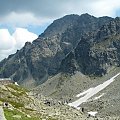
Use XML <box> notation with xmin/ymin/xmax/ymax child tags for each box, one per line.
<box><xmin>87</xmin><ymin>0</ymin><xmax>120</xmax><ymax>17</ymax></box>
<box><xmin>13</xmin><ymin>28</ymin><xmax>37</xmax><ymax>49</ymax></box>
<box><xmin>1</xmin><ymin>0</ymin><xmax>120</xmax><ymax>28</ymax></box>
<box><xmin>0</xmin><ymin>28</ymin><xmax>38</xmax><ymax>61</ymax></box>
<box><xmin>60</xmin><ymin>0</ymin><xmax>120</xmax><ymax>17</ymax></box>
<box><xmin>0</xmin><ymin>29</ymin><xmax>15</xmax><ymax>50</ymax></box>
<box><xmin>0</xmin><ymin>12</ymin><xmax>52</xmax><ymax>27</ymax></box>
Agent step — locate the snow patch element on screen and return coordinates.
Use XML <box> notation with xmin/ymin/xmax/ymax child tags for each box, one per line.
<box><xmin>94</xmin><ymin>93</ymin><xmax>105</xmax><ymax>100</ymax></box>
<box><xmin>62</xmin><ymin>42</ymin><xmax>71</xmax><ymax>45</ymax></box>
<box><xmin>68</xmin><ymin>73</ymin><xmax>120</xmax><ymax>108</ymax></box>
<box><xmin>76</xmin><ymin>88</ymin><xmax>93</xmax><ymax>98</ymax></box>
<box><xmin>15</xmin><ymin>82</ymin><xmax>19</xmax><ymax>86</ymax></box>
<box><xmin>88</xmin><ymin>111</ymin><xmax>98</xmax><ymax>117</ymax></box>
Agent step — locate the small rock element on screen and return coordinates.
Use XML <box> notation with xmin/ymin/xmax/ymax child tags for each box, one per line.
<box><xmin>13</xmin><ymin>115</ymin><xmax>21</xmax><ymax>119</ymax></box>
<box><xmin>26</xmin><ymin>115</ymin><xmax>31</xmax><ymax>118</ymax></box>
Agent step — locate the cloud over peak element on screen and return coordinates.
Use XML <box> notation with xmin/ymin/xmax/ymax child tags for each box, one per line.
<box><xmin>13</xmin><ymin>28</ymin><xmax>37</xmax><ymax>49</ymax></box>
<box><xmin>0</xmin><ymin>28</ymin><xmax>38</xmax><ymax>61</ymax></box>
<box><xmin>0</xmin><ymin>29</ymin><xmax>15</xmax><ymax>50</ymax></box>
<box><xmin>0</xmin><ymin>0</ymin><xmax>120</xmax><ymax>28</ymax></box>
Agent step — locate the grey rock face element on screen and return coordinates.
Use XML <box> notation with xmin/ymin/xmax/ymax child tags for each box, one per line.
<box><xmin>40</xmin><ymin>14</ymin><xmax>80</xmax><ymax>38</ymax></box>
<box><xmin>0</xmin><ymin>13</ymin><xmax>117</xmax><ymax>87</ymax></box>
<box><xmin>61</xmin><ymin>18</ymin><xmax>120</xmax><ymax>76</ymax></box>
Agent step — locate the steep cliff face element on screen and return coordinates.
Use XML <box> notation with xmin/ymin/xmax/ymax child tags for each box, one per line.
<box><xmin>61</xmin><ymin>17</ymin><xmax>120</xmax><ymax>76</ymax></box>
<box><xmin>0</xmin><ymin>14</ymin><xmax>115</xmax><ymax>87</ymax></box>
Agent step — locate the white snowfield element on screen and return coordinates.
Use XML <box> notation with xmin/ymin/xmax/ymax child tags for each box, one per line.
<box><xmin>88</xmin><ymin>111</ymin><xmax>98</xmax><ymax>116</ymax></box>
<box><xmin>76</xmin><ymin>88</ymin><xmax>93</xmax><ymax>98</ymax></box>
<box><xmin>68</xmin><ymin>72</ymin><xmax>120</xmax><ymax>109</ymax></box>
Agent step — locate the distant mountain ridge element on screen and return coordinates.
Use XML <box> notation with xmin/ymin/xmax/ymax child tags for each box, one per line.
<box><xmin>0</xmin><ymin>13</ymin><xmax>119</xmax><ymax>88</ymax></box>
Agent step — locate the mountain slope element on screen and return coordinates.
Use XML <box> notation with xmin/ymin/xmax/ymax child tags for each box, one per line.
<box><xmin>0</xmin><ymin>83</ymin><xmax>42</xmax><ymax>120</ymax></box>
<box><xmin>35</xmin><ymin>66</ymin><xmax>120</xmax><ymax>119</ymax></box>
<box><xmin>0</xmin><ymin>14</ymin><xmax>113</xmax><ymax>88</ymax></box>
<box><xmin>0</xmin><ymin>83</ymin><xmax>94</xmax><ymax>120</ymax></box>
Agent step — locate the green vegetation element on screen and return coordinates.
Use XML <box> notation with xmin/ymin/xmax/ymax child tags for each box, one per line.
<box><xmin>7</xmin><ymin>84</ymin><xmax>28</xmax><ymax>93</ymax></box>
<box><xmin>10</xmin><ymin>91</ymin><xmax>26</xmax><ymax>97</ymax></box>
<box><xmin>4</xmin><ymin>108</ymin><xmax>57</xmax><ymax>120</ymax></box>
<box><xmin>4</xmin><ymin>108</ymin><xmax>40</xmax><ymax>120</ymax></box>
<box><xmin>0</xmin><ymin>84</ymin><xmax>27</xmax><ymax>108</ymax></box>
<box><xmin>0</xmin><ymin>97</ymin><xmax>24</xmax><ymax>108</ymax></box>
<box><xmin>0</xmin><ymin>84</ymin><xmax>58</xmax><ymax>120</ymax></box>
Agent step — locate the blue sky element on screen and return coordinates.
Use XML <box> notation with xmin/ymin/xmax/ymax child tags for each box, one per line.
<box><xmin>0</xmin><ymin>0</ymin><xmax>120</xmax><ymax>61</ymax></box>
<box><xmin>0</xmin><ymin>24</ymin><xmax>49</xmax><ymax>35</ymax></box>
<box><xmin>27</xmin><ymin>24</ymin><xmax>50</xmax><ymax>35</ymax></box>
<box><xmin>116</xmin><ymin>9</ymin><xmax>120</xmax><ymax>16</ymax></box>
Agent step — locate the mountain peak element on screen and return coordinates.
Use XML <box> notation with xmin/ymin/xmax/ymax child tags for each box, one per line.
<box><xmin>40</xmin><ymin>14</ymin><xmax>79</xmax><ymax>37</ymax></box>
<box><xmin>0</xmin><ymin>14</ymin><xmax>116</xmax><ymax>86</ymax></box>
<box><xmin>80</xmin><ymin>13</ymin><xmax>93</xmax><ymax>17</ymax></box>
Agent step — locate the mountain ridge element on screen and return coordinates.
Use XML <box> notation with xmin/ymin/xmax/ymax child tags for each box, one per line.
<box><xmin>0</xmin><ymin>13</ymin><xmax>118</xmax><ymax>88</ymax></box>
